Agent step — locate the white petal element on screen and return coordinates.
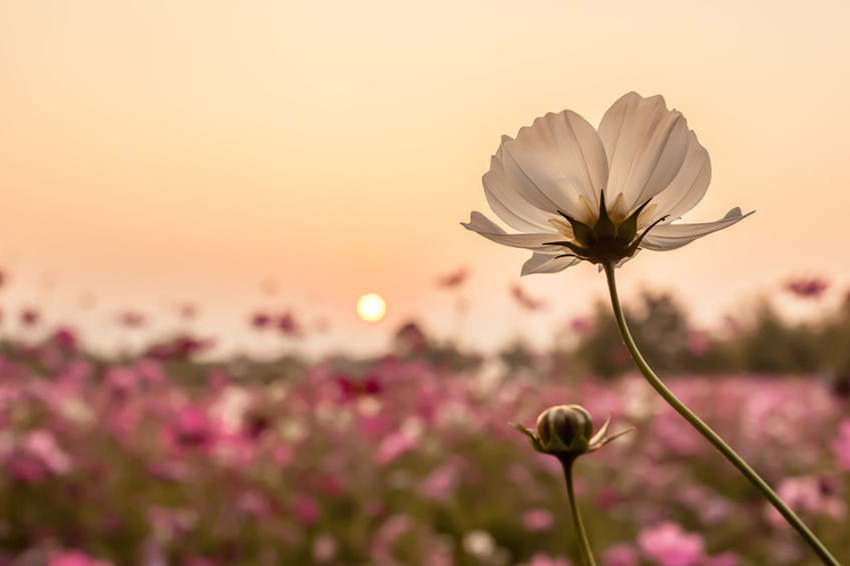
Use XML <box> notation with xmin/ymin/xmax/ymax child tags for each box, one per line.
<box><xmin>599</xmin><ymin>92</ymin><xmax>692</xmax><ymax>215</ymax></box>
<box><xmin>484</xmin><ymin>144</ymin><xmax>560</xmax><ymax>232</ymax></box>
<box><xmin>644</xmin><ymin>130</ymin><xmax>711</xmax><ymax>224</ymax></box>
<box><xmin>521</xmin><ymin>252</ymin><xmax>580</xmax><ymax>276</ymax></box>
<box><xmin>500</xmin><ymin>110</ymin><xmax>608</xmax><ymax>223</ymax></box>
<box><xmin>461</xmin><ymin>212</ymin><xmax>561</xmax><ymax>251</ymax></box>
<box><xmin>640</xmin><ymin>208</ymin><xmax>754</xmax><ymax>251</ymax></box>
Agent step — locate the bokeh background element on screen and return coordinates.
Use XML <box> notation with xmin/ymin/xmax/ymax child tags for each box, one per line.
<box><xmin>3</xmin><ymin>0</ymin><xmax>850</xmax><ymax>354</ymax></box>
<box><xmin>1</xmin><ymin>1</ymin><xmax>849</xmax><ymax>565</ymax></box>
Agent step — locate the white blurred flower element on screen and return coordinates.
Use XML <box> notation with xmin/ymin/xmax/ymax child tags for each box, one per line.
<box><xmin>463</xmin><ymin>92</ymin><xmax>752</xmax><ymax>275</ymax></box>
<box><xmin>463</xmin><ymin>529</ymin><xmax>496</xmax><ymax>558</ymax></box>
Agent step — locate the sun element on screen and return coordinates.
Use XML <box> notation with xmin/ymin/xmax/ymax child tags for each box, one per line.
<box><xmin>356</xmin><ymin>293</ymin><xmax>387</xmax><ymax>322</ymax></box>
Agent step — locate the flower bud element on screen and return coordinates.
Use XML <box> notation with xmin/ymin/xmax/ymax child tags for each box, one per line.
<box><xmin>536</xmin><ymin>405</ymin><xmax>594</xmax><ymax>456</ymax></box>
<box><xmin>514</xmin><ymin>404</ymin><xmax>631</xmax><ymax>463</ymax></box>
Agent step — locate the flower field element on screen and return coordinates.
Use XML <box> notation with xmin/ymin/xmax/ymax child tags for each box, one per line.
<box><xmin>1</xmin><ymin>335</ymin><xmax>848</xmax><ymax>566</ymax></box>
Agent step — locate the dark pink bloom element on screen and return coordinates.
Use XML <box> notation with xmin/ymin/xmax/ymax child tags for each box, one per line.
<box><xmin>52</xmin><ymin>327</ymin><xmax>79</xmax><ymax>351</ymax></box>
<box><xmin>294</xmin><ymin>495</ymin><xmax>321</xmax><ymax>525</ymax></box>
<box><xmin>20</xmin><ymin>308</ymin><xmax>40</xmax><ymax>326</ymax></box>
<box><xmin>785</xmin><ymin>277</ymin><xmax>829</xmax><ymax>299</ymax></box>
<box><xmin>166</xmin><ymin>406</ymin><xmax>219</xmax><ymax>452</ymax></box>
<box><xmin>277</xmin><ymin>311</ymin><xmax>302</xmax><ymax>337</ymax></box>
<box><xmin>251</xmin><ymin>312</ymin><xmax>271</xmax><ymax>329</ymax></box>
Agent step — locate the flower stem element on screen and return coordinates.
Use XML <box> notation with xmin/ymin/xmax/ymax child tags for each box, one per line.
<box><xmin>603</xmin><ymin>262</ymin><xmax>839</xmax><ymax>566</ymax></box>
<box><xmin>561</xmin><ymin>459</ymin><xmax>597</xmax><ymax>566</ymax></box>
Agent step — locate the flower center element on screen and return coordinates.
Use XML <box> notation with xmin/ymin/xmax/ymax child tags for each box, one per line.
<box><xmin>545</xmin><ymin>191</ymin><xmax>667</xmax><ymax>265</ymax></box>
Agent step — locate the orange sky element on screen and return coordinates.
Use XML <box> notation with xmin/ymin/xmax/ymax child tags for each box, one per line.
<box><xmin>1</xmin><ymin>0</ymin><xmax>849</xmax><ymax>355</ymax></box>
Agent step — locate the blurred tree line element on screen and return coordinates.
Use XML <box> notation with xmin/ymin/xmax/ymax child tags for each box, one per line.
<box><xmin>546</xmin><ymin>289</ymin><xmax>850</xmax><ymax>391</ymax></box>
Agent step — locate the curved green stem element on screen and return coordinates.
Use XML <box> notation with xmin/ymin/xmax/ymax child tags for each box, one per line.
<box><xmin>603</xmin><ymin>262</ymin><xmax>839</xmax><ymax>566</ymax></box>
<box><xmin>561</xmin><ymin>459</ymin><xmax>596</xmax><ymax>566</ymax></box>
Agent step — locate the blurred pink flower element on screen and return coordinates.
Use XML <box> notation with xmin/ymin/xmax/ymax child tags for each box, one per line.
<box><xmin>570</xmin><ymin>316</ymin><xmax>593</xmax><ymax>335</ymax></box>
<box><xmin>277</xmin><ymin>311</ymin><xmax>302</xmax><ymax>337</ymax></box>
<box><xmin>517</xmin><ymin>553</ymin><xmax>571</xmax><ymax>566</ymax></box>
<box><xmin>250</xmin><ymin>312</ymin><xmax>272</xmax><ymax>329</ymax></box>
<box><xmin>20</xmin><ymin>308</ymin><xmax>40</xmax><ymax>326</ymax></box>
<box><xmin>784</xmin><ymin>276</ymin><xmax>829</xmax><ymax>299</ymax></box>
<box><xmin>766</xmin><ymin>475</ymin><xmax>846</xmax><ymax>527</ymax></box>
<box><xmin>602</xmin><ymin>543</ymin><xmax>639</xmax><ymax>566</ymax></box>
<box><xmin>832</xmin><ymin>418</ymin><xmax>850</xmax><ymax>471</ymax></box>
<box><xmin>706</xmin><ymin>551</ymin><xmax>739</xmax><ymax>566</ymax></box>
<box><xmin>375</xmin><ymin>430</ymin><xmax>418</xmax><ymax>465</ymax></box>
<box><xmin>52</xmin><ymin>327</ymin><xmax>79</xmax><ymax>352</ymax></box>
<box><xmin>521</xmin><ymin>508</ymin><xmax>554</xmax><ymax>532</ymax></box>
<box><xmin>8</xmin><ymin>429</ymin><xmax>72</xmax><ymax>483</ymax></box>
<box><xmin>637</xmin><ymin>522</ymin><xmax>705</xmax><ymax>566</ymax></box>
<box><xmin>420</xmin><ymin>460</ymin><xmax>461</xmax><ymax>501</ymax></box>
<box><xmin>48</xmin><ymin>550</ymin><xmax>111</xmax><ymax>566</ymax></box>
<box><xmin>294</xmin><ymin>495</ymin><xmax>321</xmax><ymax>526</ymax></box>
<box><xmin>165</xmin><ymin>406</ymin><xmax>220</xmax><ymax>452</ymax></box>
<box><xmin>686</xmin><ymin>331</ymin><xmax>709</xmax><ymax>356</ymax></box>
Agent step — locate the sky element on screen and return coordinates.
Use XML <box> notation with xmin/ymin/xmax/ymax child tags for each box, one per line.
<box><xmin>1</xmin><ymin>0</ymin><xmax>850</xmax><ymax>356</ymax></box>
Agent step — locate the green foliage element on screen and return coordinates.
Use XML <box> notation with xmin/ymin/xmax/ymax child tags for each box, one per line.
<box><xmin>564</xmin><ymin>289</ymin><xmax>850</xmax><ymax>380</ymax></box>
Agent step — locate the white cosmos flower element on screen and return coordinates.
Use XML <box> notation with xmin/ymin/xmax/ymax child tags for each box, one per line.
<box><xmin>462</xmin><ymin>92</ymin><xmax>753</xmax><ymax>275</ymax></box>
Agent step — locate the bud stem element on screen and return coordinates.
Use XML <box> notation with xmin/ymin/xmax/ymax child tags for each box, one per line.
<box><xmin>603</xmin><ymin>262</ymin><xmax>839</xmax><ymax>566</ymax></box>
<box><xmin>561</xmin><ymin>459</ymin><xmax>597</xmax><ymax>566</ymax></box>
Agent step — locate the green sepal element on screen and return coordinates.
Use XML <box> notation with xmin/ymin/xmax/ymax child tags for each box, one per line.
<box><xmin>615</xmin><ymin>199</ymin><xmax>652</xmax><ymax>246</ymax></box>
<box><xmin>543</xmin><ymin>240</ymin><xmax>591</xmax><ymax>259</ymax></box>
<box><xmin>512</xmin><ymin>423</ymin><xmax>545</xmax><ymax>453</ymax></box>
<box><xmin>625</xmin><ymin>215</ymin><xmax>669</xmax><ymax>256</ymax></box>
<box><xmin>557</xmin><ymin>210</ymin><xmax>596</xmax><ymax>247</ymax></box>
<box><xmin>593</xmin><ymin>190</ymin><xmax>617</xmax><ymax>241</ymax></box>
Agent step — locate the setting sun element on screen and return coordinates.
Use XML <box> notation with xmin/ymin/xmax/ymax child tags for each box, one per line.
<box><xmin>356</xmin><ymin>293</ymin><xmax>387</xmax><ymax>322</ymax></box>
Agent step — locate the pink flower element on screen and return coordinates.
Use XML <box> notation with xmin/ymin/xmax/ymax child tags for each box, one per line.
<box><xmin>784</xmin><ymin>277</ymin><xmax>829</xmax><ymax>299</ymax></box>
<box><xmin>766</xmin><ymin>476</ymin><xmax>846</xmax><ymax>527</ymax></box>
<box><xmin>375</xmin><ymin>430</ymin><xmax>417</xmax><ymax>466</ymax></box>
<box><xmin>48</xmin><ymin>550</ymin><xmax>111</xmax><ymax>566</ymax></box>
<box><xmin>637</xmin><ymin>522</ymin><xmax>705</xmax><ymax>566</ymax></box>
<box><xmin>295</xmin><ymin>495</ymin><xmax>321</xmax><ymax>526</ymax></box>
<box><xmin>521</xmin><ymin>508</ymin><xmax>554</xmax><ymax>532</ymax></box>
<box><xmin>420</xmin><ymin>460</ymin><xmax>461</xmax><ymax>501</ymax></box>
<box><xmin>706</xmin><ymin>551</ymin><xmax>739</xmax><ymax>566</ymax></box>
<box><xmin>518</xmin><ymin>553</ymin><xmax>571</xmax><ymax>566</ymax></box>
<box><xmin>832</xmin><ymin>418</ymin><xmax>850</xmax><ymax>471</ymax></box>
<box><xmin>165</xmin><ymin>406</ymin><xmax>219</xmax><ymax>452</ymax></box>
<box><xmin>603</xmin><ymin>543</ymin><xmax>639</xmax><ymax>566</ymax></box>
<box><xmin>9</xmin><ymin>429</ymin><xmax>72</xmax><ymax>482</ymax></box>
